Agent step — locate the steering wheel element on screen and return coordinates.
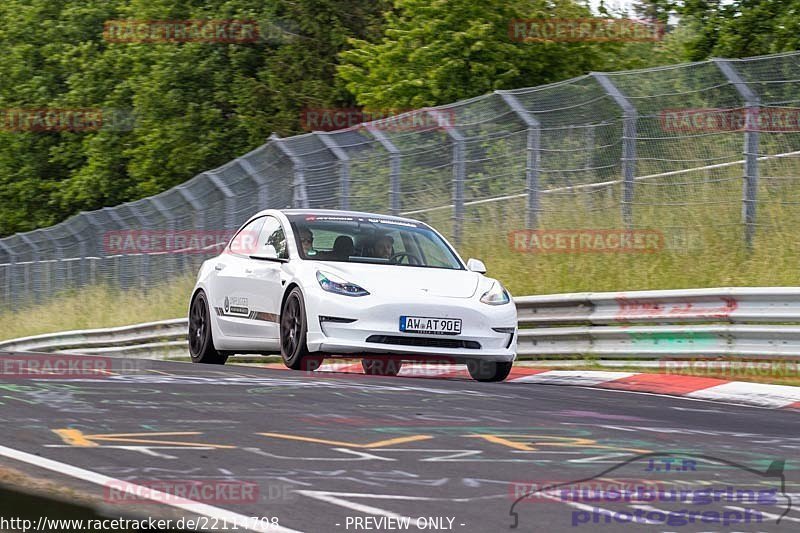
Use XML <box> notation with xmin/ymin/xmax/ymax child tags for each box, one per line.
<box><xmin>388</xmin><ymin>252</ymin><xmax>422</xmax><ymax>265</ymax></box>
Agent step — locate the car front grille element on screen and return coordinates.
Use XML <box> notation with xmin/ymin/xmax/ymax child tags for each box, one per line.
<box><xmin>366</xmin><ymin>335</ymin><xmax>481</xmax><ymax>350</ymax></box>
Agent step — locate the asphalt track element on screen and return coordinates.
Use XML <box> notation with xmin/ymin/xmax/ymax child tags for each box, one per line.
<box><xmin>0</xmin><ymin>354</ymin><xmax>798</xmax><ymax>532</ymax></box>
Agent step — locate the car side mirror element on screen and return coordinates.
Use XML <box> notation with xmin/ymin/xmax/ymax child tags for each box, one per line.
<box><xmin>466</xmin><ymin>258</ymin><xmax>487</xmax><ymax>273</ymax></box>
<box><xmin>250</xmin><ymin>244</ymin><xmax>285</xmax><ymax>262</ymax></box>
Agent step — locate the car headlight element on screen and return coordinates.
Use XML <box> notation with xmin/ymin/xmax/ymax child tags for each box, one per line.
<box><xmin>480</xmin><ymin>281</ymin><xmax>510</xmax><ymax>305</ymax></box>
<box><xmin>316</xmin><ymin>271</ymin><xmax>369</xmax><ymax>297</ymax></box>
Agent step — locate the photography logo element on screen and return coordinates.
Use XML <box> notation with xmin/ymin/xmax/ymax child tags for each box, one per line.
<box><xmin>509</xmin><ymin>452</ymin><xmax>791</xmax><ymax>530</ymax></box>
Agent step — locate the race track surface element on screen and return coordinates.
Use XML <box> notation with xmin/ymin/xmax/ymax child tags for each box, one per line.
<box><xmin>0</xmin><ymin>355</ymin><xmax>797</xmax><ymax>532</ymax></box>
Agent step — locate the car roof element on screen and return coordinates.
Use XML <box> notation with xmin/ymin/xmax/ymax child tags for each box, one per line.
<box><xmin>278</xmin><ymin>209</ymin><xmax>422</xmax><ymax>225</ymax></box>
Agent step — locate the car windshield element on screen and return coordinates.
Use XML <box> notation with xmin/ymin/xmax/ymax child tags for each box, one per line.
<box><xmin>287</xmin><ymin>214</ymin><xmax>464</xmax><ymax>270</ymax></box>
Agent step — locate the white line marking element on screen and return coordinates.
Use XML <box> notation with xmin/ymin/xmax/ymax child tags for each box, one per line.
<box><xmin>725</xmin><ymin>505</ymin><xmax>800</xmax><ymax>523</ymax></box>
<box><xmin>295</xmin><ymin>490</ymin><xmax>414</xmax><ymax>522</ymax></box>
<box><xmin>0</xmin><ymin>444</ymin><xmax>300</xmax><ymax>533</ymax></box>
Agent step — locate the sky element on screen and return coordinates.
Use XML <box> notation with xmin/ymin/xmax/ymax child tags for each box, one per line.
<box><xmin>588</xmin><ymin>0</ymin><xmax>637</xmax><ymax>16</ymax></box>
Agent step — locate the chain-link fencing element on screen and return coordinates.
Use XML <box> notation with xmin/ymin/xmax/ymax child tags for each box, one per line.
<box><xmin>2</xmin><ymin>50</ymin><xmax>800</xmax><ymax>309</ymax></box>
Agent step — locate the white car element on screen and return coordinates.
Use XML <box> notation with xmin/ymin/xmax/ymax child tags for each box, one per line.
<box><xmin>188</xmin><ymin>209</ymin><xmax>517</xmax><ymax>381</ymax></box>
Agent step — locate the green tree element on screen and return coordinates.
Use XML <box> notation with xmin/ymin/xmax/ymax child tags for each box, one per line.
<box><xmin>337</xmin><ymin>0</ymin><xmax>614</xmax><ymax>109</ymax></box>
<box><xmin>0</xmin><ymin>0</ymin><xmax>388</xmax><ymax>236</ymax></box>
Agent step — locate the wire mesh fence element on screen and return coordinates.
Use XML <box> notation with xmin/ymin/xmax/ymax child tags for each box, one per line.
<box><xmin>2</xmin><ymin>50</ymin><xmax>800</xmax><ymax>310</ymax></box>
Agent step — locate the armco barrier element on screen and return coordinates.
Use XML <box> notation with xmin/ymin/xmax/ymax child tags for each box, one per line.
<box><xmin>0</xmin><ymin>318</ymin><xmax>188</xmax><ymax>359</ymax></box>
<box><xmin>2</xmin><ymin>287</ymin><xmax>800</xmax><ymax>360</ymax></box>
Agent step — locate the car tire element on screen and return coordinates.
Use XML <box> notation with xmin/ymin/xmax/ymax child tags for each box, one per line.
<box><xmin>280</xmin><ymin>288</ymin><xmax>323</xmax><ymax>371</ymax></box>
<box><xmin>468</xmin><ymin>360</ymin><xmax>513</xmax><ymax>382</ymax></box>
<box><xmin>188</xmin><ymin>291</ymin><xmax>228</xmax><ymax>365</ymax></box>
<box><xmin>362</xmin><ymin>358</ymin><xmax>403</xmax><ymax>376</ymax></box>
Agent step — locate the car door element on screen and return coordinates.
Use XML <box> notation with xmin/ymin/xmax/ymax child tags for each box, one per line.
<box><xmin>235</xmin><ymin>215</ymin><xmax>288</xmax><ymax>339</ymax></box>
<box><xmin>211</xmin><ymin>216</ymin><xmax>265</xmax><ymax>337</ymax></box>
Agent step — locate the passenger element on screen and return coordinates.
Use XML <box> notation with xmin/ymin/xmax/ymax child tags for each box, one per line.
<box><xmin>299</xmin><ymin>227</ymin><xmax>314</xmax><ymax>255</ymax></box>
<box><xmin>331</xmin><ymin>235</ymin><xmax>355</xmax><ymax>261</ymax></box>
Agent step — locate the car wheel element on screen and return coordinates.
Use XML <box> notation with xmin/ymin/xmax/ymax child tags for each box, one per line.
<box><xmin>188</xmin><ymin>291</ymin><xmax>228</xmax><ymax>365</ymax></box>
<box><xmin>362</xmin><ymin>358</ymin><xmax>403</xmax><ymax>376</ymax></box>
<box><xmin>468</xmin><ymin>360</ymin><xmax>512</xmax><ymax>382</ymax></box>
<box><xmin>280</xmin><ymin>288</ymin><xmax>323</xmax><ymax>371</ymax></box>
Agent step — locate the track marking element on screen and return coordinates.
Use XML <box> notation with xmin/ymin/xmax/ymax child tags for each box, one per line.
<box><xmin>467</xmin><ymin>434</ymin><xmax>651</xmax><ymax>454</ymax></box>
<box><xmin>257</xmin><ymin>432</ymin><xmax>432</xmax><ymax>449</ymax></box>
<box><xmin>0</xmin><ymin>443</ymin><xmax>299</xmax><ymax>533</ymax></box>
<box><xmin>725</xmin><ymin>505</ymin><xmax>799</xmax><ymax>523</ymax></box>
<box><xmin>52</xmin><ymin>429</ymin><xmax>235</xmax><ymax>449</ymax></box>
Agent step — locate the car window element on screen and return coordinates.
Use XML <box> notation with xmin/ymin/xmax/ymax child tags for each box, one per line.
<box><xmin>257</xmin><ymin>216</ymin><xmax>288</xmax><ymax>259</ymax></box>
<box><xmin>229</xmin><ymin>217</ymin><xmax>265</xmax><ymax>256</ymax></box>
<box><xmin>413</xmin><ymin>232</ymin><xmax>453</xmax><ymax>268</ymax></box>
<box><xmin>287</xmin><ymin>214</ymin><xmax>463</xmax><ymax>269</ymax></box>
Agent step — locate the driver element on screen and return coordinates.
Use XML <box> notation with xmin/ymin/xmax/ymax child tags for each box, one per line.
<box><xmin>371</xmin><ymin>234</ymin><xmax>394</xmax><ymax>259</ymax></box>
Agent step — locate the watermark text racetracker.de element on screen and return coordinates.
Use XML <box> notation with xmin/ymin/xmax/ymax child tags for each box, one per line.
<box><xmin>103</xmin><ymin>19</ymin><xmax>260</xmax><ymax>43</ymax></box>
<box><xmin>300</xmin><ymin>108</ymin><xmax>456</xmax><ymax>132</ymax></box>
<box><xmin>102</xmin><ymin>229</ymin><xmax>254</xmax><ymax>255</ymax></box>
<box><xmin>508</xmin><ymin>229</ymin><xmax>663</xmax><ymax>254</ymax></box>
<box><xmin>660</xmin><ymin>107</ymin><xmax>800</xmax><ymax>132</ymax></box>
<box><xmin>0</xmin><ymin>516</ymin><xmax>280</xmax><ymax>532</ymax></box>
<box><xmin>0</xmin><ymin>354</ymin><xmax>144</xmax><ymax>378</ymax></box>
<box><xmin>509</xmin><ymin>18</ymin><xmax>664</xmax><ymax>42</ymax></box>
<box><xmin>103</xmin><ymin>479</ymin><xmax>287</xmax><ymax>505</ymax></box>
<box><xmin>0</xmin><ymin>108</ymin><xmax>134</xmax><ymax>132</ymax></box>
<box><xmin>661</xmin><ymin>359</ymin><xmax>800</xmax><ymax>378</ymax></box>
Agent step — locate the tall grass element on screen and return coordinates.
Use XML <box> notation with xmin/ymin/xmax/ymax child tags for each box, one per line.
<box><xmin>2</xmin><ymin>178</ymin><xmax>798</xmax><ymax>341</ymax></box>
<box><xmin>0</xmin><ymin>275</ymin><xmax>196</xmax><ymax>341</ymax></box>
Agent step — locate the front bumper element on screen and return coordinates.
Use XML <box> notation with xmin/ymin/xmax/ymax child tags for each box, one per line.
<box><xmin>304</xmin><ymin>290</ymin><xmax>517</xmax><ymax>363</ymax></box>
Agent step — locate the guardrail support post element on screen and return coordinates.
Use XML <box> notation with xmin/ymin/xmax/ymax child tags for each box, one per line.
<box><xmin>364</xmin><ymin>125</ymin><xmax>401</xmax><ymax>215</ymax></box>
<box><xmin>316</xmin><ymin>132</ymin><xmax>351</xmax><ymax>210</ymax></box>
<box><xmin>270</xmin><ymin>134</ymin><xmax>309</xmax><ymax>208</ymax></box>
<box><xmin>592</xmin><ymin>73</ymin><xmax>637</xmax><ymax>228</ymax></box>
<box><xmin>497</xmin><ymin>91</ymin><xmax>541</xmax><ymax>228</ymax></box>
<box><xmin>715</xmin><ymin>58</ymin><xmax>761</xmax><ymax>249</ymax></box>
<box><xmin>427</xmin><ymin>109</ymin><xmax>465</xmax><ymax>245</ymax></box>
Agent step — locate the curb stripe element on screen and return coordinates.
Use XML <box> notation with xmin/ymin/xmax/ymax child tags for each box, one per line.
<box><xmin>600</xmin><ymin>373</ymin><xmax>730</xmax><ymax>395</ymax></box>
<box><xmin>259</xmin><ymin>362</ymin><xmax>800</xmax><ymax>411</ymax></box>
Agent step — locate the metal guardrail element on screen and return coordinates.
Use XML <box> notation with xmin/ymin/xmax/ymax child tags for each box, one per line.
<box><xmin>515</xmin><ymin>287</ymin><xmax>800</xmax><ymax>358</ymax></box>
<box><xmin>2</xmin><ymin>287</ymin><xmax>800</xmax><ymax>360</ymax></box>
<box><xmin>0</xmin><ymin>318</ymin><xmax>188</xmax><ymax>359</ymax></box>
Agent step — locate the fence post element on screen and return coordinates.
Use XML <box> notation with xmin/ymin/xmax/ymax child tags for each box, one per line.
<box><xmin>497</xmin><ymin>91</ymin><xmax>541</xmax><ymax>228</ymax></box>
<box><xmin>0</xmin><ymin>240</ymin><xmax>15</xmax><ymax>310</ymax></box>
<box><xmin>63</xmin><ymin>220</ymin><xmax>88</xmax><ymax>289</ymax></box>
<box><xmin>237</xmin><ymin>156</ymin><xmax>270</xmax><ymax>210</ymax></box>
<box><xmin>176</xmin><ymin>186</ymin><xmax>205</xmax><ymax>275</ymax></box>
<box><xmin>364</xmin><ymin>125</ymin><xmax>401</xmax><ymax>215</ymax></box>
<box><xmin>592</xmin><ymin>73</ymin><xmax>637</xmax><ymax>227</ymax></box>
<box><xmin>19</xmin><ymin>234</ymin><xmax>41</xmax><ymax>303</ymax></box>
<box><xmin>714</xmin><ymin>58</ymin><xmax>760</xmax><ymax>249</ymax></box>
<box><xmin>101</xmin><ymin>207</ymin><xmax>126</xmax><ymax>288</ymax></box>
<box><xmin>316</xmin><ymin>132</ymin><xmax>351</xmax><ymax>210</ymax></box>
<box><xmin>270</xmin><ymin>134</ymin><xmax>309</xmax><ymax>208</ymax></box>
<box><xmin>81</xmin><ymin>210</ymin><xmax>104</xmax><ymax>286</ymax></box>
<box><xmin>202</xmin><ymin>171</ymin><xmax>237</xmax><ymax>230</ymax></box>
<box><xmin>426</xmin><ymin>109</ymin><xmax>465</xmax><ymax>245</ymax></box>
<box><xmin>127</xmin><ymin>202</ymin><xmax>155</xmax><ymax>289</ymax></box>
<box><xmin>41</xmin><ymin>231</ymin><xmax>64</xmax><ymax>296</ymax></box>
<box><xmin>177</xmin><ymin>185</ymin><xmax>205</xmax><ymax>229</ymax></box>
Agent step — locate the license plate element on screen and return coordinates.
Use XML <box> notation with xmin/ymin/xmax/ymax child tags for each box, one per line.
<box><xmin>399</xmin><ymin>316</ymin><xmax>462</xmax><ymax>335</ymax></box>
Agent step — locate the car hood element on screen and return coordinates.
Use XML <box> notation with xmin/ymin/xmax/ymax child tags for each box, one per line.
<box><xmin>310</xmin><ymin>262</ymin><xmax>482</xmax><ymax>299</ymax></box>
